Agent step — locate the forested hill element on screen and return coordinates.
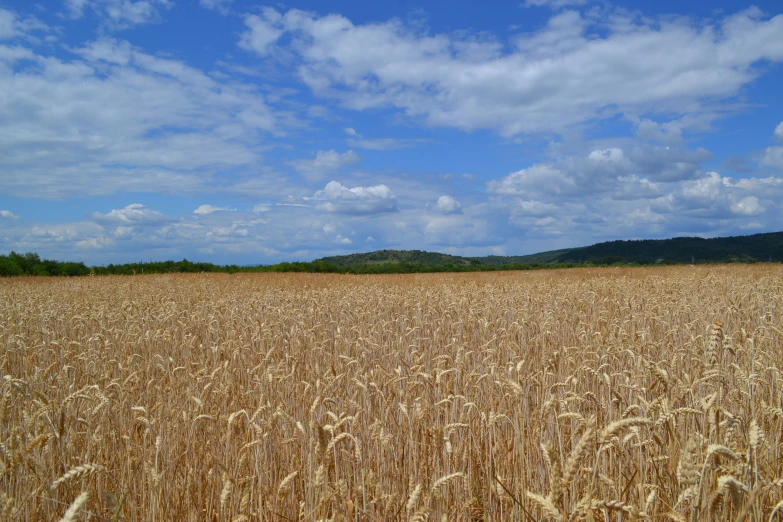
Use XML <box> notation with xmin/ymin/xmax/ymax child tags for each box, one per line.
<box><xmin>316</xmin><ymin>249</ymin><xmax>479</xmax><ymax>267</ymax></box>
<box><xmin>318</xmin><ymin>231</ymin><xmax>783</xmax><ymax>267</ymax></box>
<box><xmin>547</xmin><ymin>231</ymin><xmax>783</xmax><ymax>264</ymax></box>
<box><xmin>2</xmin><ymin>231</ymin><xmax>782</xmax><ymax>277</ymax></box>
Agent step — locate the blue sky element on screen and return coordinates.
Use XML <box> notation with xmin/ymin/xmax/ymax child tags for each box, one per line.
<box><xmin>1</xmin><ymin>0</ymin><xmax>782</xmax><ymax>265</ymax></box>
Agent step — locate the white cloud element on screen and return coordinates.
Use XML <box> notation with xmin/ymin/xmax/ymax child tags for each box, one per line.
<box><xmin>0</xmin><ymin>37</ymin><xmax>286</xmax><ymax>199</ymax></box>
<box><xmin>488</xmin><ymin>142</ymin><xmax>711</xmax><ymax>201</ymax></box>
<box><xmin>341</xmin><ymin>127</ymin><xmax>423</xmax><ymax>149</ymax></box>
<box><xmin>522</xmin><ymin>0</ymin><xmax>588</xmax><ymax>8</ymax></box>
<box><xmin>730</xmin><ymin>196</ymin><xmax>765</xmax><ymax>216</ymax></box>
<box><xmin>588</xmin><ymin>147</ymin><xmax>624</xmax><ymax>162</ymax></box>
<box><xmin>64</xmin><ymin>0</ymin><xmax>90</xmax><ymax>18</ymax></box>
<box><xmin>207</xmin><ymin>225</ymin><xmax>249</xmax><ymax>239</ymax></box>
<box><xmin>252</xmin><ymin>204</ymin><xmax>271</xmax><ymax>213</ymax></box>
<box><xmin>314</xmin><ymin>181</ymin><xmax>398</xmax><ymax>215</ymax></box>
<box><xmin>740</xmin><ymin>221</ymin><xmax>764</xmax><ymax>230</ymax></box>
<box><xmin>199</xmin><ymin>0</ymin><xmax>233</xmax><ymax>15</ymax></box>
<box><xmin>289</xmin><ymin>149</ymin><xmax>360</xmax><ymax>180</ymax></box>
<box><xmin>760</xmin><ymin>146</ymin><xmax>783</xmax><ymax>168</ymax></box>
<box><xmin>241</xmin><ymin>7</ymin><xmax>783</xmax><ymax>136</ymax></box>
<box><xmin>239</xmin><ymin>10</ymin><xmax>284</xmax><ymax>56</ymax></box>
<box><xmin>0</xmin><ymin>7</ymin><xmax>47</xmax><ymax>40</ymax></box>
<box><xmin>92</xmin><ymin>203</ymin><xmax>170</xmax><ymax>225</ymax></box>
<box><xmin>0</xmin><ymin>8</ymin><xmax>17</xmax><ymax>40</ymax></box>
<box><xmin>346</xmin><ymin>138</ymin><xmax>421</xmax><ymax>151</ymax></box>
<box><xmin>335</xmin><ymin>234</ymin><xmax>352</xmax><ymax>244</ymax></box>
<box><xmin>10</xmin><ymin>222</ymin><xmax>112</xmax><ymax>255</ymax></box>
<box><xmin>0</xmin><ymin>210</ymin><xmax>19</xmax><ymax>220</ymax></box>
<box><xmin>194</xmin><ymin>204</ymin><xmax>233</xmax><ymax>215</ymax></box>
<box><xmin>485</xmin><ymin>128</ymin><xmax>783</xmax><ymax>243</ymax></box>
<box><xmin>512</xmin><ymin>199</ymin><xmax>560</xmax><ymax>217</ymax></box>
<box><xmin>758</xmin><ymin>121</ymin><xmax>783</xmax><ymax>168</ymax></box>
<box><xmin>64</xmin><ymin>0</ymin><xmax>173</xmax><ymax>29</ymax></box>
<box><xmin>488</xmin><ymin>164</ymin><xmax>576</xmax><ymax>197</ymax></box>
<box><xmin>653</xmin><ymin>172</ymin><xmax>779</xmax><ymax>221</ymax></box>
<box><xmin>113</xmin><ymin>225</ymin><xmax>134</xmax><ymax>238</ymax></box>
<box><xmin>634</xmin><ymin>118</ymin><xmax>684</xmax><ymax>146</ymax></box>
<box><xmin>76</xmin><ymin>236</ymin><xmax>114</xmax><ymax>250</ymax></box>
<box><xmin>436</xmin><ymin>195</ymin><xmax>462</xmax><ymax>214</ymax></box>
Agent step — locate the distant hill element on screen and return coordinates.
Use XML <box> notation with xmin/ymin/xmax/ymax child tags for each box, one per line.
<box><xmin>317</xmin><ymin>249</ymin><xmax>479</xmax><ymax>267</ymax></box>
<box><xmin>551</xmin><ymin>232</ymin><xmax>783</xmax><ymax>264</ymax></box>
<box><xmin>4</xmin><ymin>231</ymin><xmax>782</xmax><ymax>278</ymax></box>
<box><xmin>316</xmin><ymin>231</ymin><xmax>783</xmax><ymax>267</ymax></box>
<box><xmin>465</xmin><ymin>248</ymin><xmax>577</xmax><ymax>265</ymax></box>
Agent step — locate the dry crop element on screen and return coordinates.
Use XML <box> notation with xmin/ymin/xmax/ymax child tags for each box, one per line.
<box><xmin>1</xmin><ymin>266</ymin><xmax>782</xmax><ymax>521</ymax></box>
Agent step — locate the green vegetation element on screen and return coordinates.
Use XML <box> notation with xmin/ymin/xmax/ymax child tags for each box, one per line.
<box><xmin>249</xmin><ymin>260</ymin><xmax>576</xmax><ymax>274</ymax></box>
<box><xmin>92</xmin><ymin>259</ymin><xmax>242</xmax><ymax>275</ymax></box>
<box><xmin>0</xmin><ymin>252</ymin><xmax>91</xmax><ymax>277</ymax></box>
<box><xmin>1</xmin><ymin>231</ymin><xmax>781</xmax><ymax>277</ymax></box>
<box><xmin>317</xmin><ymin>231</ymin><xmax>783</xmax><ymax>267</ymax></box>
<box><xmin>465</xmin><ymin>248</ymin><xmax>576</xmax><ymax>265</ymax></box>
<box><xmin>318</xmin><ymin>249</ymin><xmax>479</xmax><ymax>266</ymax></box>
<box><xmin>549</xmin><ymin>232</ymin><xmax>783</xmax><ymax>264</ymax></box>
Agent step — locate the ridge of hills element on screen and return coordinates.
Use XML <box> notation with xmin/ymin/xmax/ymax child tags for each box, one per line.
<box><xmin>316</xmin><ymin>231</ymin><xmax>783</xmax><ymax>267</ymax></box>
<box><xmin>3</xmin><ymin>231</ymin><xmax>782</xmax><ymax>277</ymax></box>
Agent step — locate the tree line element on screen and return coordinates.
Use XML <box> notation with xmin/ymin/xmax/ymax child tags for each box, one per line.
<box><xmin>0</xmin><ymin>251</ymin><xmax>584</xmax><ymax>277</ymax></box>
<box><xmin>0</xmin><ymin>249</ymin><xmax>776</xmax><ymax>278</ymax></box>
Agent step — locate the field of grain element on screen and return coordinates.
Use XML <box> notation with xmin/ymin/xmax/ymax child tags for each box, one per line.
<box><xmin>1</xmin><ymin>266</ymin><xmax>782</xmax><ymax>521</ymax></box>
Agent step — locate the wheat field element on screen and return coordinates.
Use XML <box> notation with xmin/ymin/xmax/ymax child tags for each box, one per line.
<box><xmin>1</xmin><ymin>266</ymin><xmax>782</xmax><ymax>521</ymax></box>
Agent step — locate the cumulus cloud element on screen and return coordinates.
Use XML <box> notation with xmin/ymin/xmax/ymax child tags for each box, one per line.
<box><xmin>650</xmin><ymin>172</ymin><xmax>779</xmax><ymax>221</ymax></box>
<box><xmin>76</xmin><ymin>236</ymin><xmax>114</xmax><ymax>250</ymax></box>
<box><xmin>488</xmin><ymin>164</ymin><xmax>577</xmax><ymax>197</ymax></box>
<box><xmin>346</xmin><ymin>138</ymin><xmax>422</xmax><ymax>151</ymax></box>
<box><xmin>730</xmin><ymin>196</ymin><xmax>765</xmax><ymax>216</ymax></box>
<box><xmin>0</xmin><ymin>7</ymin><xmax>47</xmax><ymax>40</ymax></box>
<box><xmin>522</xmin><ymin>0</ymin><xmax>589</xmax><ymax>8</ymax></box>
<box><xmin>436</xmin><ymin>195</ymin><xmax>462</xmax><ymax>214</ymax></box>
<box><xmin>207</xmin><ymin>225</ymin><xmax>249</xmax><ymax>240</ymax></box>
<box><xmin>64</xmin><ymin>0</ymin><xmax>173</xmax><ymax>29</ymax></box>
<box><xmin>0</xmin><ymin>37</ymin><xmax>285</xmax><ymax>199</ymax></box>
<box><xmin>512</xmin><ymin>200</ymin><xmax>560</xmax><ymax>217</ymax></box>
<box><xmin>18</xmin><ymin>222</ymin><xmax>111</xmax><ymax>252</ymax></box>
<box><xmin>758</xmin><ymin>121</ymin><xmax>783</xmax><ymax>168</ymax></box>
<box><xmin>194</xmin><ymin>204</ymin><xmax>233</xmax><ymax>215</ymax></box>
<box><xmin>239</xmin><ymin>9</ymin><xmax>284</xmax><ymax>56</ymax></box>
<box><xmin>91</xmin><ymin>203</ymin><xmax>171</xmax><ymax>225</ymax></box>
<box><xmin>0</xmin><ymin>8</ymin><xmax>17</xmax><ymax>40</ymax></box>
<box><xmin>0</xmin><ymin>210</ymin><xmax>19</xmax><ymax>220</ymax></box>
<box><xmin>314</xmin><ymin>181</ymin><xmax>398</xmax><ymax>215</ymax></box>
<box><xmin>240</xmin><ymin>7</ymin><xmax>783</xmax><ymax>136</ymax></box>
<box><xmin>760</xmin><ymin>146</ymin><xmax>783</xmax><ymax>168</ymax></box>
<box><xmin>486</xmin><ymin>130</ymin><xmax>783</xmax><ymax>243</ymax></box>
<box><xmin>488</xmin><ymin>142</ymin><xmax>711</xmax><ymax>200</ymax></box>
<box><xmin>289</xmin><ymin>150</ymin><xmax>360</xmax><ymax>180</ymax></box>
<box><xmin>341</xmin><ymin>127</ymin><xmax>423</xmax><ymax>150</ymax></box>
<box><xmin>634</xmin><ymin>118</ymin><xmax>684</xmax><ymax>146</ymax></box>
<box><xmin>199</xmin><ymin>0</ymin><xmax>233</xmax><ymax>15</ymax></box>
